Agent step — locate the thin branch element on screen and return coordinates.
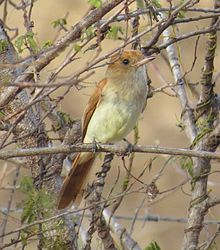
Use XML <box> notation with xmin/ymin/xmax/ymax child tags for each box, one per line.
<box><xmin>0</xmin><ymin>143</ymin><xmax>220</xmax><ymax>160</ymax></box>
<box><xmin>181</xmin><ymin>0</ymin><xmax>220</xmax><ymax>249</ymax></box>
<box><xmin>85</xmin><ymin>153</ymin><xmax>116</xmax><ymax>250</ymax></box>
<box><xmin>103</xmin><ymin>209</ymin><xmax>141</xmax><ymax>250</ymax></box>
<box><xmin>0</xmin><ymin>0</ymin><xmax>124</xmax><ymax>107</ymax></box>
<box><xmin>159</xmin><ymin>12</ymin><xmax>197</xmax><ymax>142</ymax></box>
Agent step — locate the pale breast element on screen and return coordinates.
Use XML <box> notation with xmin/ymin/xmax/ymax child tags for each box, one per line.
<box><xmin>84</xmin><ymin>65</ymin><xmax>148</xmax><ymax>143</ymax></box>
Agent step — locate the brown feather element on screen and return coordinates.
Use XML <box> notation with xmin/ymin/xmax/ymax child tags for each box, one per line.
<box><xmin>57</xmin><ymin>79</ymin><xmax>107</xmax><ymax>209</ymax></box>
<box><xmin>57</xmin><ymin>153</ymin><xmax>95</xmax><ymax>209</ymax></box>
<box><xmin>82</xmin><ymin>79</ymin><xmax>107</xmax><ymax>138</ymax></box>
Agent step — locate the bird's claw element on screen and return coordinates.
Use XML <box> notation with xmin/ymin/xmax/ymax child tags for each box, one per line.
<box><xmin>92</xmin><ymin>138</ymin><xmax>98</xmax><ymax>153</ymax></box>
<box><xmin>120</xmin><ymin>138</ymin><xmax>133</xmax><ymax>157</ymax></box>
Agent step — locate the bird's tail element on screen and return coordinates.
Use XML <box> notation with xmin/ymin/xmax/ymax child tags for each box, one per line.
<box><xmin>57</xmin><ymin>152</ymin><xmax>95</xmax><ymax>210</ymax></box>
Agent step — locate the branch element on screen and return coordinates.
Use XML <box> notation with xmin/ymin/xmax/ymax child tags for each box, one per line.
<box><xmin>181</xmin><ymin>0</ymin><xmax>220</xmax><ymax>249</ymax></box>
<box><xmin>159</xmin><ymin>13</ymin><xmax>197</xmax><ymax>142</ymax></box>
<box><xmin>0</xmin><ymin>0</ymin><xmax>124</xmax><ymax>107</ymax></box>
<box><xmin>0</xmin><ymin>143</ymin><xmax>220</xmax><ymax>160</ymax></box>
<box><xmin>103</xmin><ymin>209</ymin><xmax>141</xmax><ymax>250</ymax></box>
<box><xmin>85</xmin><ymin>153</ymin><xmax>116</xmax><ymax>250</ymax></box>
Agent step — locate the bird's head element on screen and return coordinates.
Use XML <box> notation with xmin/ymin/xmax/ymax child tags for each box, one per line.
<box><xmin>106</xmin><ymin>50</ymin><xmax>154</xmax><ymax>78</ymax></box>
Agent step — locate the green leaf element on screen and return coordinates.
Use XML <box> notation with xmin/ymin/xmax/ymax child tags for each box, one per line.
<box><xmin>52</xmin><ymin>18</ymin><xmax>67</xmax><ymax>28</ymax></box>
<box><xmin>14</xmin><ymin>35</ymin><xmax>25</xmax><ymax>53</ymax></box>
<box><xmin>88</xmin><ymin>0</ymin><xmax>102</xmax><ymax>8</ymax></box>
<box><xmin>144</xmin><ymin>241</ymin><xmax>161</xmax><ymax>250</ymax></box>
<box><xmin>85</xmin><ymin>26</ymin><xmax>94</xmax><ymax>38</ymax></box>
<box><xmin>26</xmin><ymin>32</ymin><xmax>38</xmax><ymax>53</ymax></box>
<box><xmin>0</xmin><ymin>111</ymin><xmax>5</xmax><ymax>118</ymax></box>
<box><xmin>14</xmin><ymin>32</ymin><xmax>38</xmax><ymax>53</ymax></box>
<box><xmin>81</xmin><ymin>26</ymin><xmax>95</xmax><ymax>41</ymax></box>
<box><xmin>20</xmin><ymin>176</ymin><xmax>35</xmax><ymax>193</ymax></box>
<box><xmin>179</xmin><ymin>156</ymin><xmax>193</xmax><ymax>177</ymax></box>
<box><xmin>73</xmin><ymin>43</ymin><xmax>81</xmax><ymax>52</ymax></box>
<box><xmin>136</xmin><ymin>0</ymin><xmax>145</xmax><ymax>9</ymax></box>
<box><xmin>19</xmin><ymin>176</ymin><xmax>55</xmax><ymax>224</ymax></box>
<box><xmin>151</xmin><ymin>0</ymin><xmax>161</xmax><ymax>8</ymax></box>
<box><xmin>107</xmin><ymin>26</ymin><xmax>123</xmax><ymax>40</ymax></box>
<box><xmin>122</xmin><ymin>176</ymin><xmax>129</xmax><ymax>190</ymax></box>
<box><xmin>0</xmin><ymin>40</ymin><xmax>7</xmax><ymax>53</ymax></box>
<box><xmin>178</xmin><ymin>0</ymin><xmax>186</xmax><ymax>18</ymax></box>
<box><xmin>41</xmin><ymin>40</ymin><xmax>53</xmax><ymax>49</ymax></box>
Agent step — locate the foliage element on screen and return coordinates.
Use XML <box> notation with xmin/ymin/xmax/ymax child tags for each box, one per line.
<box><xmin>19</xmin><ymin>176</ymin><xmax>54</xmax><ymax>224</ymax></box>
<box><xmin>88</xmin><ymin>0</ymin><xmax>102</xmax><ymax>8</ymax></box>
<box><xmin>178</xmin><ymin>0</ymin><xmax>187</xmax><ymax>18</ymax></box>
<box><xmin>81</xmin><ymin>26</ymin><xmax>95</xmax><ymax>41</ymax></box>
<box><xmin>52</xmin><ymin>18</ymin><xmax>67</xmax><ymax>29</ymax></box>
<box><xmin>14</xmin><ymin>32</ymin><xmax>38</xmax><ymax>53</ymax></box>
<box><xmin>179</xmin><ymin>156</ymin><xmax>193</xmax><ymax>178</ymax></box>
<box><xmin>150</xmin><ymin>0</ymin><xmax>161</xmax><ymax>8</ymax></box>
<box><xmin>73</xmin><ymin>43</ymin><xmax>81</xmax><ymax>52</ymax></box>
<box><xmin>144</xmin><ymin>240</ymin><xmax>161</xmax><ymax>250</ymax></box>
<box><xmin>41</xmin><ymin>40</ymin><xmax>53</xmax><ymax>50</ymax></box>
<box><xmin>0</xmin><ymin>40</ymin><xmax>7</xmax><ymax>53</ymax></box>
<box><xmin>19</xmin><ymin>176</ymin><xmax>67</xmax><ymax>249</ymax></box>
<box><xmin>107</xmin><ymin>26</ymin><xmax>123</xmax><ymax>40</ymax></box>
<box><xmin>122</xmin><ymin>176</ymin><xmax>129</xmax><ymax>190</ymax></box>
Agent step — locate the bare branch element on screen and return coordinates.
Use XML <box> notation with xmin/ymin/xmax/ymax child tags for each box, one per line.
<box><xmin>0</xmin><ymin>143</ymin><xmax>220</xmax><ymax>160</ymax></box>
<box><xmin>103</xmin><ymin>209</ymin><xmax>141</xmax><ymax>250</ymax></box>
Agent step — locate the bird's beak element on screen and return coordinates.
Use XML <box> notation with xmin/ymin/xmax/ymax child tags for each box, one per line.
<box><xmin>132</xmin><ymin>56</ymin><xmax>155</xmax><ymax>68</ymax></box>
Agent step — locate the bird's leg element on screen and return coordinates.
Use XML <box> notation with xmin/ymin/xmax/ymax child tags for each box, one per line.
<box><xmin>91</xmin><ymin>137</ymin><xmax>99</xmax><ymax>153</ymax></box>
<box><xmin>122</xmin><ymin>138</ymin><xmax>134</xmax><ymax>156</ymax></box>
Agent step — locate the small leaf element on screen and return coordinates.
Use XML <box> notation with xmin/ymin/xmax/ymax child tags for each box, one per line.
<box><xmin>178</xmin><ymin>0</ymin><xmax>186</xmax><ymax>18</ymax></box>
<box><xmin>81</xmin><ymin>26</ymin><xmax>95</xmax><ymax>41</ymax></box>
<box><xmin>0</xmin><ymin>40</ymin><xmax>7</xmax><ymax>53</ymax></box>
<box><xmin>136</xmin><ymin>0</ymin><xmax>145</xmax><ymax>9</ymax></box>
<box><xmin>0</xmin><ymin>111</ymin><xmax>5</xmax><ymax>118</ymax></box>
<box><xmin>151</xmin><ymin>0</ymin><xmax>161</xmax><ymax>8</ymax></box>
<box><xmin>41</xmin><ymin>40</ymin><xmax>53</xmax><ymax>49</ymax></box>
<box><xmin>88</xmin><ymin>0</ymin><xmax>102</xmax><ymax>8</ymax></box>
<box><xmin>85</xmin><ymin>26</ymin><xmax>94</xmax><ymax>39</ymax></box>
<box><xmin>144</xmin><ymin>241</ymin><xmax>161</xmax><ymax>250</ymax></box>
<box><xmin>20</xmin><ymin>176</ymin><xmax>34</xmax><ymax>193</ymax></box>
<box><xmin>179</xmin><ymin>156</ymin><xmax>193</xmax><ymax>177</ymax></box>
<box><xmin>14</xmin><ymin>35</ymin><xmax>25</xmax><ymax>53</ymax></box>
<box><xmin>52</xmin><ymin>18</ymin><xmax>67</xmax><ymax>28</ymax></box>
<box><xmin>26</xmin><ymin>32</ymin><xmax>38</xmax><ymax>53</ymax></box>
<box><xmin>122</xmin><ymin>176</ymin><xmax>129</xmax><ymax>190</ymax></box>
<box><xmin>73</xmin><ymin>43</ymin><xmax>81</xmax><ymax>52</ymax></box>
<box><xmin>107</xmin><ymin>26</ymin><xmax>123</xmax><ymax>40</ymax></box>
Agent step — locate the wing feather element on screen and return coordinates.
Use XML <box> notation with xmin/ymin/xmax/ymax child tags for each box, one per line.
<box><xmin>82</xmin><ymin>78</ymin><xmax>107</xmax><ymax>138</ymax></box>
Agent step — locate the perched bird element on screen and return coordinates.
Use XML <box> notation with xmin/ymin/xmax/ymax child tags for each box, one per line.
<box><xmin>57</xmin><ymin>50</ymin><xmax>154</xmax><ymax>209</ymax></box>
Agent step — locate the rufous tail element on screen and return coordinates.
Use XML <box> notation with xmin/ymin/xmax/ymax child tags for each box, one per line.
<box><xmin>57</xmin><ymin>152</ymin><xmax>95</xmax><ymax>210</ymax></box>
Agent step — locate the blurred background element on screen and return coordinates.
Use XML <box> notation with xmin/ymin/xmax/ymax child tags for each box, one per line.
<box><xmin>0</xmin><ymin>0</ymin><xmax>220</xmax><ymax>249</ymax></box>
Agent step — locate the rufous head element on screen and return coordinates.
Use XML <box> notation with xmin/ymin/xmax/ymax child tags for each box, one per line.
<box><xmin>106</xmin><ymin>50</ymin><xmax>154</xmax><ymax>78</ymax></box>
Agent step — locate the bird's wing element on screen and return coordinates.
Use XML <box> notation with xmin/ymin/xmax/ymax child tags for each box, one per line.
<box><xmin>82</xmin><ymin>78</ymin><xmax>107</xmax><ymax>138</ymax></box>
<box><xmin>57</xmin><ymin>78</ymin><xmax>108</xmax><ymax>209</ymax></box>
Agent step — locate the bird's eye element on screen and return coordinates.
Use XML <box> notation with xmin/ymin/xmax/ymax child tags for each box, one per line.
<box><xmin>122</xmin><ymin>59</ymin><xmax>130</xmax><ymax>65</ymax></box>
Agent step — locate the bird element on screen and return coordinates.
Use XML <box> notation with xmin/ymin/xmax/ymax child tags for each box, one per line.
<box><xmin>57</xmin><ymin>50</ymin><xmax>154</xmax><ymax>209</ymax></box>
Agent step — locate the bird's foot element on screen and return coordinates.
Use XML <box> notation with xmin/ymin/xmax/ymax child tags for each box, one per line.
<box><xmin>121</xmin><ymin>138</ymin><xmax>133</xmax><ymax>157</ymax></box>
<box><xmin>91</xmin><ymin>138</ymin><xmax>99</xmax><ymax>153</ymax></box>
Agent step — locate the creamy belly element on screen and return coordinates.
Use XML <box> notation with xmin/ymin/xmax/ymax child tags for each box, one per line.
<box><xmin>84</xmin><ymin>92</ymin><xmax>146</xmax><ymax>143</ymax></box>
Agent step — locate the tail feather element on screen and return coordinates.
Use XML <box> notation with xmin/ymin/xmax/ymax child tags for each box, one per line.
<box><xmin>57</xmin><ymin>153</ymin><xmax>95</xmax><ymax>210</ymax></box>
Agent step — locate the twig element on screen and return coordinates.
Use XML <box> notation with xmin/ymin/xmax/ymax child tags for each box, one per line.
<box><xmin>85</xmin><ymin>153</ymin><xmax>116</xmax><ymax>250</ymax></box>
<box><xmin>0</xmin><ymin>165</ymin><xmax>20</xmax><ymax>244</ymax></box>
<box><xmin>103</xmin><ymin>209</ymin><xmax>141</xmax><ymax>250</ymax></box>
<box><xmin>199</xmin><ymin>224</ymin><xmax>220</xmax><ymax>250</ymax></box>
<box><xmin>0</xmin><ymin>0</ymin><xmax>124</xmax><ymax>107</ymax></box>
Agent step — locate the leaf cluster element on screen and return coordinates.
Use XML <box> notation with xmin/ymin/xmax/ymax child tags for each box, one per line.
<box><xmin>18</xmin><ymin>176</ymin><xmax>68</xmax><ymax>249</ymax></box>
